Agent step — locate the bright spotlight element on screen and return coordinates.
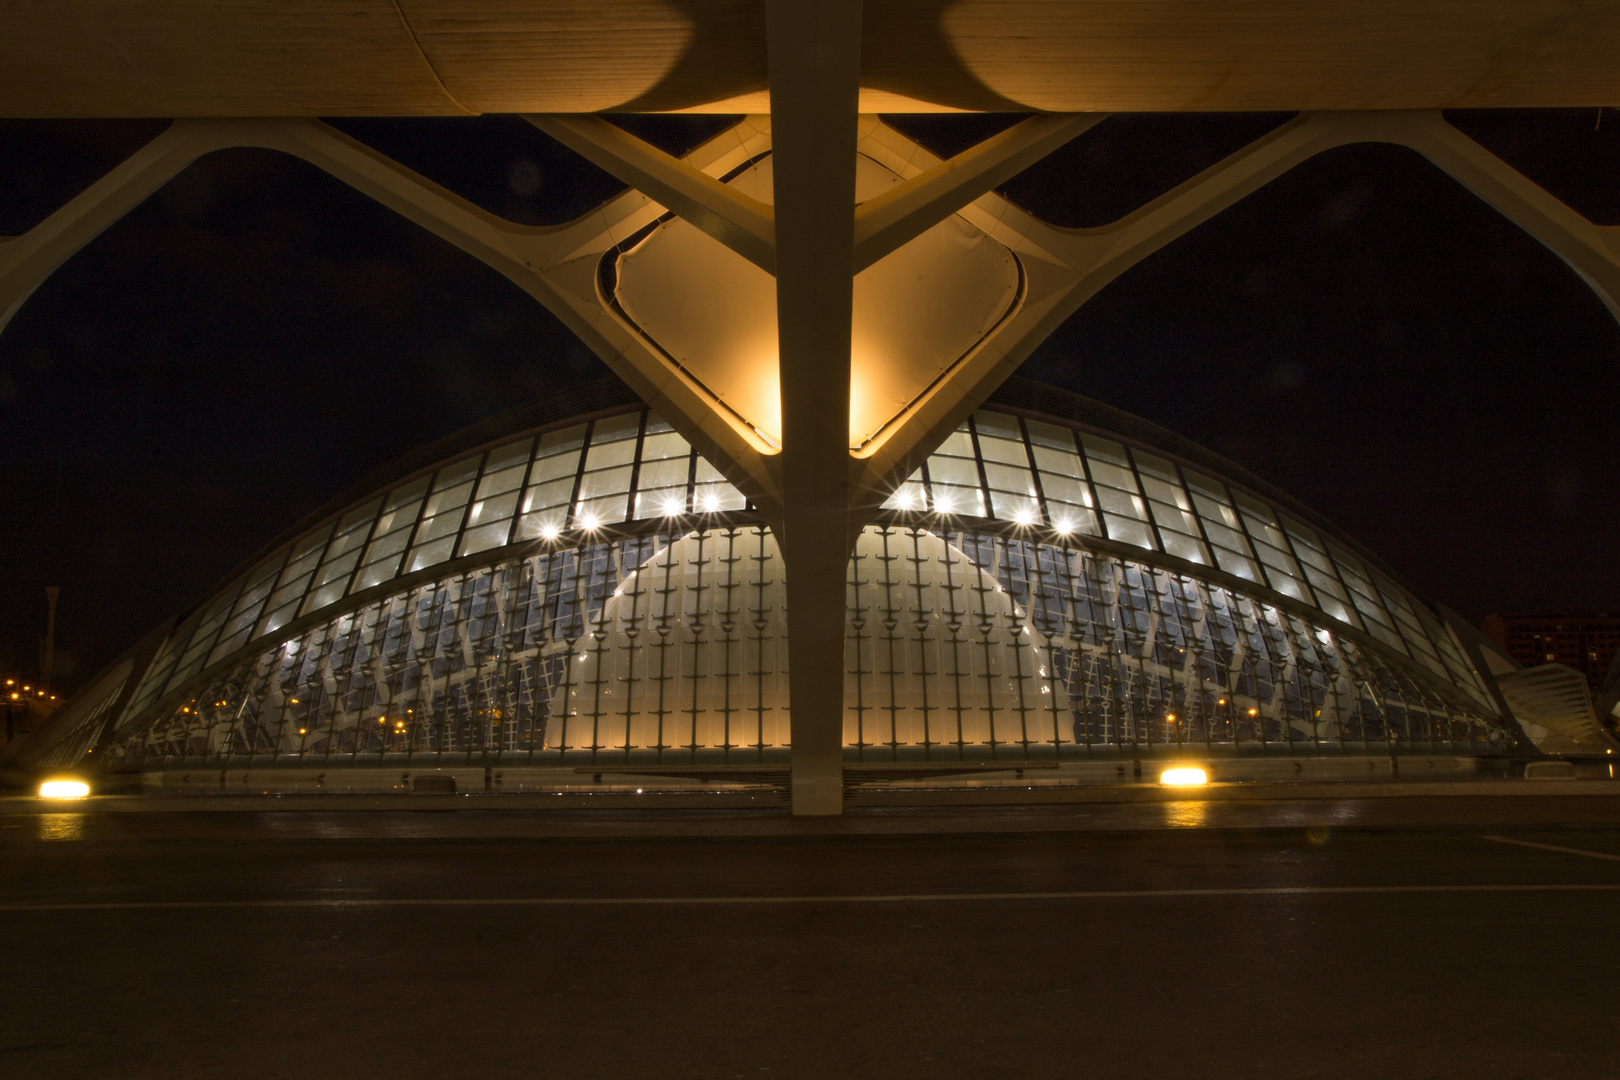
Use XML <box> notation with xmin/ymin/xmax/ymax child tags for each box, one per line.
<box><xmin>579</xmin><ymin>513</ymin><xmax>600</xmax><ymax>530</ymax></box>
<box><xmin>663</xmin><ymin>497</ymin><xmax>684</xmax><ymax>517</ymax></box>
<box><xmin>1054</xmin><ymin>518</ymin><xmax>1075</xmax><ymax>535</ymax></box>
<box><xmin>1160</xmin><ymin>767</ymin><xmax>1208</xmax><ymax>787</ymax></box>
<box><xmin>39</xmin><ymin>779</ymin><xmax>90</xmax><ymax>799</ymax></box>
<box><xmin>1013</xmin><ymin>507</ymin><xmax>1036</xmax><ymax>526</ymax></box>
<box><xmin>539</xmin><ymin>523</ymin><xmax>561</xmax><ymax>541</ymax></box>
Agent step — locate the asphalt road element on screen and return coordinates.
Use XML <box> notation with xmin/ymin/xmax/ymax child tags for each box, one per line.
<box><xmin>3</xmin><ymin>804</ymin><xmax>1618</xmax><ymax>1079</ymax></box>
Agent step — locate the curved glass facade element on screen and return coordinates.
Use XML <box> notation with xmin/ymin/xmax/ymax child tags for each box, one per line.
<box><xmin>51</xmin><ymin>384</ymin><xmax>1507</xmax><ymax>772</ymax></box>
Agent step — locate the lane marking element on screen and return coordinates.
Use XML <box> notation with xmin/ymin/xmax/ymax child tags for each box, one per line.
<box><xmin>2</xmin><ymin>883</ymin><xmax>1619</xmax><ymax>913</ymax></box>
<box><xmin>1483</xmin><ymin>835</ymin><xmax>1620</xmax><ymax>863</ymax></box>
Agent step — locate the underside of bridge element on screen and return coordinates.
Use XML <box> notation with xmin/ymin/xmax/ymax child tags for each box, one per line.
<box><xmin>4</xmin><ymin>3</ymin><xmax>1618</xmax><ymax>811</ymax></box>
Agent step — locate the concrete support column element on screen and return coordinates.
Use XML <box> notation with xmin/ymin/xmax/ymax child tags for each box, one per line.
<box><xmin>766</xmin><ymin>0</ymin><xmax>864</xmax><ymax>815</ymax></box>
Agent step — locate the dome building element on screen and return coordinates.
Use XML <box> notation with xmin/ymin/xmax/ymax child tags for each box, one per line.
<box><xmin>17</xmin><ymin>375</ymin><xmax>1535</xmax><ymax>789</ymax></box>
<box><xmin>6</xmin><ymin>103</ymin><xmax>1617</xmax><ymax>809</ymax></box>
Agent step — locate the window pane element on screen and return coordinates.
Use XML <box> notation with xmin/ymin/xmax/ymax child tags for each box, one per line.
<box><xmin>1160</xmin><ymin>530</ymin><xmax>1208</xmax><ymax>565</ymax></box>
<box><xmin>989</xmin><ymin>489</ymin><xmax>1040</xmax><ymax>522</ymax></box>
<box><xmin>882</xmin><ymin>471</ymin><xmax>927</xmax><ymax>511</ymax></box>
<box><xmin>459</xmin><ymin>520</ymin><xmax>513</xmax><ymax>557</ymax></box>
<box><xmin>640</xmin><ymin>430</ymin><xmax>690</xmax><ymax>461</ymax></box>
<box><xmin>927</xmin><ymin>455</ymin><xmax>980</xmax><ymax>486</ymax></box>
<box><xmin>465</xmin><ymin>490</ymin><xmax>519</xmax><ymax>529</ymax></box>
<box><xmin>982</xmin><ymin>460</ymin><xmax>1034</xmax><ymax>493</ymax></box>
<box><xmin>407</xmin><ymin>535</ymin><xmax>456</xmax><ymax>573</ymax></box>
<box><xmin>931</xmin><ymin>484</ymin><xmax>984</xmax><ymax>516</ymax></box>
<box><xmin>976</xmin><ymin>434</ymin><xmax>1028</xmax><ymax>467</ymax></box>
<box><xmin>692</xmin><ymin>482</ymin><xmax>746</xmax><ymax>512</ymax></box>
<box><xmin>423</xmin><ymin>480</ymin><xmax>474</xmax><ymax>519</ymax></box>
<box><xmin>636</xmin><ymin>456</ymin><xmax>690</xmax><ymax>491</ymax></box>
<box><xmin>577</xmin><ymin>493</ymin><xmax>628</xmax><ymax>526</ymax></box>
<box><xmin>1024</xmin><ymin>419</ymin><xmax>1075</xmax><ymax>450</ymax></box>
<box><xmin>1039</xmin><ymin>473</ymin><xmax>1091</xmax><ymax>508</ymax></box>
<box><xmin>1213</xmin><ymin>547</ymin><xmax>1261</xmax><ymax>582</ymax></box>
<box><xmin>1086</xmin><ymin>460</ymin><xmax>1137</xmax><ymax>493</ymax></box>
<box><xmin>1103</xmin><ymin>514</ymin><xmax>1155</xmax><ymax>550</ymax></box>
<box><xmin>1096</xmin><ymin>486</ymin><xmax>1147</xmax><ymax>519</ymax></box>
<box><xmin>578</xmin><ymin>465</ymin><xmax>633</xmax><ymax>501</ymax></box>
<box><xmin>933</xmin><ymin>429</ymin><xmax>975</xmax><ymax>458</ymax></box>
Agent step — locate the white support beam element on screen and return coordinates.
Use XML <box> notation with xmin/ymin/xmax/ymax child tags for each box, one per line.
<box><xmin>1</xmin><ymin>121</ymin><xmax>216</xmax><ymax>332</ymax></box>
<box><xmin>766</xmin><ymin>0</ymin><xmax>865</xmax><ymax>816</ymax></box>
<box><xmin>851</xmin><ymin>112</ymin><xmax>1105</xmax><ymax>273</ymax></box>
<box><xmin>528</xmin><ymin>114</ymin><xmax>778</xmax><ymax>275</ymax></box>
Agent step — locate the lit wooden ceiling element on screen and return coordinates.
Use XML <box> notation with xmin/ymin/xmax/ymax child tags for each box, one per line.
<box><xmin>4</xmin><ymin>1</ymin><xmax>1617</xmax><ymax>116</ymax></box>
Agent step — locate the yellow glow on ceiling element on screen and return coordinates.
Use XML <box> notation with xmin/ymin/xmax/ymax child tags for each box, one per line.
<box><xmin>612</xmin><ymin>154</ymin><xmax>1020</xmax><ymax>452</ymax></box>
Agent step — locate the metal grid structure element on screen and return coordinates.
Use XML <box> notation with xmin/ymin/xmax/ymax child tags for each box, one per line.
<box><xmin>52</xmin><ymin>391</ymin><xmax>1506</xmax><ymax>770</ymax></box>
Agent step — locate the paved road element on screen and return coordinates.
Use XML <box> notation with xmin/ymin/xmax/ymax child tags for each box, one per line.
<box><xmin>3</xmin><ymin>804</ymin><xmax>1618</xmax><ymax>1079</ymax></box>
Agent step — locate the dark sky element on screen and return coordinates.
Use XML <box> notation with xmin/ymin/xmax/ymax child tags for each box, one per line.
<box><xmin>2</xmin><ymin>110</ymin><xmax>1617</xmax><ymax>694</ymax></box>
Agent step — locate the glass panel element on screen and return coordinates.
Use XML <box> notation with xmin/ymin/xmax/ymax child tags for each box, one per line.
<box><xmin>982</xmin><ymin>460</ymin><xmax>1035</xmax><ymax>494</ymax></box>
<box><xmin>975</xmin><ymin>435</ymin><xmax>1028</xmax><ymax>468</ymax></box>
<box><xmin>459</xmin><ymin>520</ymin><xmax>515</xmax><ymax>557</ymax></box>
<box><xmin>639</xmin><ymin>430</ymin><xmax>690</xmax><ymax>462</ymax></box>
<box><xmin>1038</xmin><ymin>473</ymin><xmax>1092</xmax><ymax>509</ymax></box>
<box><xmin>930</xmin><ymin>484</ymin><xmax>985</xmax><ymax>516</ymax></box>
<box><xmin>577</xmin><ymin>494</ymin><xmax>628</xmax><ymax>526</ymax></box>
<box><xmin>1103</xmin><ymin>514</ymin><xmax>1155</xmax><ymax>550</ymax></box>
<box><xmin>989</xmin><ymin>489</ymin><xmax>1041</xmax><ymax>523</ymax></box>
<box><xmin>258</xmin><ymin>525</ymin><xmax>334</xmax><ymax>636</ymax></box>
<box><xmin>1374</xmin><ymin>576</ymin><xmax>1449</xmax><ymax>679</ymax></box>
<box><xmin>578</xmin><ymin>465</ymin><xmax>633</xmax><ymax>503</ymax></box>
<box><xmin>933</xmin><ymin>428</ymin><xmax>975</xmax><ymax>458</ymax></box>
<box><xmin>407</xmin><ymin>535</ymin><xmax>457</xmax><ymax>573</ymax></box>
<box><xmin>1048</xmin><ymin>505</ymin><xmax>1100</xmax><ymax>537</ymax></box>
<box><xmin>926</xmin><ymin>455</ymin><xmax>980</xmax><ymax>486</ymax></box>
<box><xmin>1096</xmin><ymin>486</ymin><xmax>1148</xmax><ymax>519</ymax></box>
<box><xmin>1024</xmin><ymin>419</ymin><xmax>1076</xmax><ymax>450</ymax></box>
<box><xmin>1234</xmin><ymin>494</ymin><xmax>1312</xmax><ymax>604</ymax></box>
<box><xmin>882</xmin><ymin>470</ymin><xmax>927</xmax><ymax>511</ymax></box>
<box><xmin>465</xmin><ymin>489</ymin><xmax>519</xmax><ymax>530</ymax></box>
<box><xmin>209</xmin><ymin>554</ymin><xmax>286</xmax><ymax>662</ymax></box>
<box><xmin>692</xmin><ymin>481</ymin><xmax>746</xmax><ymax>513</ymax></box>
<box><xmin>636</xmin><ymin>455</ymin><xmax>690</xmax><ymax>491</ymax></box>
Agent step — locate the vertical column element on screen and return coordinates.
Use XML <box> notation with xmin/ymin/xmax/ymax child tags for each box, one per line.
<box><xmin>766</xmin><ymin>0</ymin><xmax>864</xmax><ymax>815</ymax></box>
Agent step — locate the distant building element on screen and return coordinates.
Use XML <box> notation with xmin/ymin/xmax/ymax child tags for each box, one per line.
<box><xmin>1480</xmin><ymin>613</ymin><xmax>1620</xmax><ymax>695</ymax></box>
<box><xmin>2</xmin><ymin>677</ymin><xmax>61</xmax><ymax>751</ymax></box>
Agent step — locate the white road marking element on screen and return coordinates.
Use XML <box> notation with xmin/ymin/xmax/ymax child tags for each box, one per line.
<box><xmin>2</xmin><ymin>883</ymin><xmax>1619</xmax><ymax>913</ymax></box>
<box><xmin>1482</xmin><ymin>834</ymin><xmax>1620</xmax><ymax>863</ymax></box>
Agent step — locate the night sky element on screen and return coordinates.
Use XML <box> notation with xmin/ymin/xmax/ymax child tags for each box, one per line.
<box><xmin>2</xmin><ymin>110</ymin><xmax>1616</xmax><ymax>695</ymax></box>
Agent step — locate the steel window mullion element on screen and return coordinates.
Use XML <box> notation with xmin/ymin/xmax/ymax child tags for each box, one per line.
<box><xmin>397</xmin><ymin>467</ymin><xmax>441</xmax><ymax>572</ymax></box>
<box><xmin>1171</xmin><ymin>459</ymin><xmax>1221</xmax><ymax>560</ymax></box>
<box><xmin>449</xmin><ymin>452</ymin><xmax>492</xmax><ymax>556</ymax></box>
<box><xmin>1070</xmin><ymin>427</ymin><xmax>1108</xmax><ymax>542</ymax></box>
<box><xmin>1126</xmin><ymin>448</ymin><xmax>1170</xmax><ymax>555</ymax></box>
<box><xmin>1017</xmin><ymin>416</ymin><xmax>1052</xmax><ymax>525</ymax></box>
<box><xmin>965</xmin><ymin>415</ymin><xmax>992</xmax><ymax>518</ymax></box>
<box><xmin>625</xmin><ymin>408</ymin><xmax>649</xmax><ymax>520</ymax></box>
<box><xmin>565</xmin><ymin>419</ymin><xmax>596</xmax><ymax>529</ymax></box>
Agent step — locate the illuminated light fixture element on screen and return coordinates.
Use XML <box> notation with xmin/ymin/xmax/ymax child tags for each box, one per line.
<box><xmin>702</xmin><ymin>493</ymin><xmax>720</xmax><ymax>512</ymax></box>
<box><xmin>663</xmin><ymin>497</ymin><xmax>684</xmax><ymax>517</ymax></box>
<box><xmin>1013</xmin><ymin>507</ymin><xmax>1036</xmax><ymax>526</ymax></box>
<box><xmin>39</xmin><ymin>779</ymin><xmax>90</xmax><ymax>799</ymax></box>
<box><xmin>1160</xmin><ymin>767</ymin><xmax>1208</xmax><ymax>787</ymax></box>
<box><xmin>579</xmin><ymin>513</ymin><xmax>600</xmax><ymax>531</ymax></box>
<box><xmin>540</xmin><ymin>523</ymin><xmax>561</xmax><ymax>541</ymax></box>
<box><xmin>1054</xmin><ymin>518</ymin><xmax>1075</xmax><ymax>535</ymax></box>
<box><xmin>934</xmin><ymin>493</ymin><xmax>953</xmax><ymax>513</ymax></box>
<box><xmin>1248</xmin><ymin>708</ymin><xmax>1259</xmax><ymax>717</ymax></box>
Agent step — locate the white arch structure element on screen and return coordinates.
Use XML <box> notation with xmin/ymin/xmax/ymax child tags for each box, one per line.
<box><xmin>4</xmin><ymin>8</ymin><xmax>1615</xmax><ymax>811</ymax></box>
